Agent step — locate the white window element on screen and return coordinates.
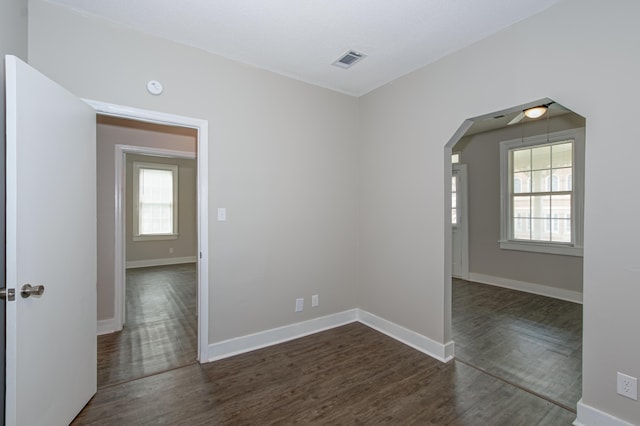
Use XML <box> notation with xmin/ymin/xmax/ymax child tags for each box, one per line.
<box><xmin>133</xmin><ymin>162</ymin><xmax>179</xmax><ymax>241</ymax></box>
<box><xmin>452</xmin><ymin>153</ymin><xmax>461</xmax><ymax>225</ymax></box>
<box><xmin>499</xmin><ymin>128</ymin><xmax>584</xmax><ymax>256</ymax></box>
<box><xmin>451</xmin><ymin>175</ymin><xmax>458</xmax><ymax>225</ymax></box>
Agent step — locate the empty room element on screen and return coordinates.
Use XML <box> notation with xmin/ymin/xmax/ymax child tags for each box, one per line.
<box><xmin>2</xmin><ymin>0</ymin><xmax>639</xmax><ymax>425</ymax></box>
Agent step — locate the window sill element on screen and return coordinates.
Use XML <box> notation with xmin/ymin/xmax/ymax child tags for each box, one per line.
<box><xmin>499</xmin><ymin>240</ymin><xmax>583</xmax><ymax>257</ymax></box>
<box><xmin>133</xmin><ymin>234</ymin><xmax>178</xmax><ymax>242</ymax></box>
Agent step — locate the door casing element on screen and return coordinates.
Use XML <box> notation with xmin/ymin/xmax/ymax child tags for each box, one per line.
<box><xmin>452</xmin><ymin>164</ymin><xmax>469</xmax><ymax>279</ymax></box>
<box><xmin>86</xmin><ymin>99</ymin><xmax>210</xmax><ymax>363</ymax></box>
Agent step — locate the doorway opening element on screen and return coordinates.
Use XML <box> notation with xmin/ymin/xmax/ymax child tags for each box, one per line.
<box><xmin>444</xmin><ymin>98</ymin><xmax>584</xmax><ymax>411</ymax></box>
<box><xmin>89</xmin><ymin>101</ymin><xmax>209</xmax><ymax>387</ymax></box>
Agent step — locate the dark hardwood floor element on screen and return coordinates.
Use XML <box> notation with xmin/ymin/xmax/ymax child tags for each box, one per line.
<box><xmin>79</xmin><ymin>272</ymin><xmax>579</xmax><ymax>424</ymax></box>
<box><xmin>76</xmin><ymin>322</ymin><xmax>575</xmax><ymax>425</ymax></box>
<box><xmin>452</xmin><ymin>278</ymin><xmax>582</xmax><ymax>411</ymax></box>
<box><xmin>97</xmin><ymin>263</ymin><xmax>197</xmax><ymax>388</ymax></box>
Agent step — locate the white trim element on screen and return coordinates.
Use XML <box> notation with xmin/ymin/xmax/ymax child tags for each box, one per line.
<box><xmin>207</xmin><ymin>309</ymin><xmax>455</xmax><ymax>364</ymax></box>
<box><xmin>97</xmin><ymin>318</ymin><xmax>119</xmax><ymax>335</ymax></box>
<box><xmin>132</xmin><ymin>234</ymin><xmax>179</xmax><ymax>242</ymax></box>
<box><xmin>499</xmin><ymin>128</ymin><xmax>585</xmax><ymax>256</ymax></box>
<box><xmin>357</xmin><ymin>310</ymin><xmax>454</xmax><ymax>363</ymax></box>
<box><xmin>499</xmin><ymin>240</ymin><xmax>583</xmax><ymax>257</ymax></box>
<box><xmin>208</xmin><ymin>310</ymin><xmax>359</xmax><ymax>361</ymax></box>
<box><xmin>574</xmin><ymin>399</ymin><xmax>634</xmax><ymax>426</ymax></box>
<box><xmin>114</xmin><ymin>145</ymin><xmax>197</xmax><ymax>159</ymax></box>
<box><xmin>114</xmin><ymin>145</ymin><xmax>194</xmax><ymax>332</ymax></box>
<box><xmin>452</xmin><ymin>164</ymin><xmax>469</xmax><ymax>279</ymax></box>
<box><xmin>468</xmin><ymin>272</ymin><xmax>583</xmax><ymax>304</ymax></box>
<box><xmin>132</xmin><ymin>161</ymin><xmax>179</xmax><ymax>239</ymax></box>
<box><xmin>126</xmin><ymin>256</ymin><xmax>198</xmax><ymax>269</ymax></box>
<box><xmin>86</xmin><ymin>99</ymin><xmax>210</xmax><ymax>363</ymax></box>
<box><xmin>113</xmin><ymin>145</ymin><xmax>126</xmax><ymax>331</ymax></box>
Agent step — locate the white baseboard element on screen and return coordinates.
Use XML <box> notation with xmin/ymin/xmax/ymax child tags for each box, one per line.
<box><xmin>97</xmin><ymin>318</ymin><xmax>121</xmax><ymax>335</ymax></box>
<box><xmin>357</xmin><ymin>310</ymin><xmax>454</xmax><ymax>363</ymax></box>
<box><xmin>574</xmin><ymin>399</ymin><xmax>634</xmax><ymax>426</ymax></box>
<box><xmin>208</xmin><ymin>309</ymin><xmax>359</xmax><ymax>361</ymax></box>
<box><xmin>126</xmin><ymin>256</ymin><xmax>197</xmax><ymax>269</ymax></box>
<box><xmin>468</xmin><ymin>272</ymin><xmax>583</xmax><ymax>304</ymax></box>
<box><xmin>207</xmin><ymin>308</ymin><xmax>454</xmax><ymax>364</ymax></box>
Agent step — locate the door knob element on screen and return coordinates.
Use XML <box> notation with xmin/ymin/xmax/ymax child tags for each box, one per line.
<box><xmin>21</xmin><ymin>284</ymin><xmax>45</xmax><ymax>298</ymax></box>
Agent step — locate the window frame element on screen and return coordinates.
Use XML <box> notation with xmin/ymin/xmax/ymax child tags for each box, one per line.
<box><xmin>132</xmin><ymin>161</ymin><xmax>179</xmax><ymax>242</ymax></box>
<box><xmin>451</xmin><ymin>152</ymin><xmax>461</xmax><ymax>164</ymax></box>
<box><xmin>499</xmin><ymin>128</ymin><xmax>585</xmax><ymax>257</ymax></box>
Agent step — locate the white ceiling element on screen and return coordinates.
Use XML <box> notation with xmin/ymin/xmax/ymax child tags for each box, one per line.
<box><xmin>45</xmin><ymin>0</ymin><xmax>562</xmax><ymax>97</ymax></box>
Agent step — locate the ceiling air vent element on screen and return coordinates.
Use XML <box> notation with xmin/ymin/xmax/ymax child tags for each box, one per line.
<box><xmin>332</xmin><ymin>50</ymin><xmax>367</xmax><ymax>69</ymax></box>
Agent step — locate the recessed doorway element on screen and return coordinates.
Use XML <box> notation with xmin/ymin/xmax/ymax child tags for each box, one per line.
<box><xmin>445</xmin><ymin>98</ymin><xmax>584</xmax><ymax>411</ymax></box>
<box><xmin>90</xmin><ymin>103</ymin><xmax>209</xmax><ymax>387</ymax></box>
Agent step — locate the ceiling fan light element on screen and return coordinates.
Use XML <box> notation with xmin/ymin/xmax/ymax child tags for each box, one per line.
<box><xmin>524</xmin><ymin>106</ymin><xmax>548</xmax><ymax>119</ymax></box>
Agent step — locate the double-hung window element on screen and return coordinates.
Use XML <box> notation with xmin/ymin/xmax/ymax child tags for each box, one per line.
<box><xmin>133</xmin><ymin>162</ymin><xmax>179</xmax><ymax>241</ymax></box>
<box><xmin>499</xmin><ymin>128</ymin><xmax>584</xmax><ymax>256</ymax></box>
<box><xmin>451</xmin><ymin>152</ymin><xmax>460</xmax><ymax>225</ymax></box>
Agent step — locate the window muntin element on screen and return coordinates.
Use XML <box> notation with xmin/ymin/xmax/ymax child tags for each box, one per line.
<box><xmin>133</xmin><ymin>162</ymin><xmax>178</xmax><ymax>241</ymax></box>
<box><xmin>510</xmin><ymin>140</ymin><xmax>573</xmax><ymax>243</ymax></box>
<box><xmin>499</xmin><ymin>128</ymin><xmax>584</xmax><ymax>256</ymax></box>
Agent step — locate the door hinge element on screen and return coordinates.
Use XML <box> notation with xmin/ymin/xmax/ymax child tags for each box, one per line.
<box><xmin>1</xmin><ymin>288</ymin><xmax>16</xmax><ymax>301</ymax></box>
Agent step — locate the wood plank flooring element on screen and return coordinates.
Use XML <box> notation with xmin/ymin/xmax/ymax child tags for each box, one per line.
<box><xmin>75</xmin><ymin>322</ymin><xmax>575</xmax><ymax>425</ymax></box>
<box><xmin>82</xmin><ymin>272</ymin><xmax>579</xmax><ymax>424</ymax></box>
<box><xmin>97</xmin><ymin>264</ymin><xmax>197</xmax><ymax>388</ymax></box>
<box><xmin>452</xmin><ymin>278</ymin><xmax>582</xmax><ymax>411</ymax></box>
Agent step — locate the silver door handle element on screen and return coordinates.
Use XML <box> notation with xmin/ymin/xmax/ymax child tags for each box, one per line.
<box><xmin>1</xmin><ymin>288</ymin><xmax>16</xmax><ymax>301</ymax></box>
<box><xmin>21</xmin><ymin>284</ymin><xmax>45</xmax><ymax>298</ymax></box>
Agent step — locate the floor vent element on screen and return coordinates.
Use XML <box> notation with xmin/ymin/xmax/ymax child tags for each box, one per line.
<box><xmin>332</xmin><ymin>50</ymin><xmax>367</xmax><ymax>69</ymax></box>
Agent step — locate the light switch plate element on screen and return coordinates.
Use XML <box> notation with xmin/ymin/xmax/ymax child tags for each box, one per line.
<box><xmin>217</xmin><ymin>207</ymin><xmax>226</xmax><ymax>221</ymax></box>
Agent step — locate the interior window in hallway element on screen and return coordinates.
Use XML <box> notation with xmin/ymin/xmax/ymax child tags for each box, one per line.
<box><xmin>97</xmin><ymin>264</ymin><xmax>197</xmax><ymax>387</ymax></box>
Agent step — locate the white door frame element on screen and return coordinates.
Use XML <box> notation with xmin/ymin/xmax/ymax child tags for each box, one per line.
<box><xmin>116</xmin><ymin>145</ymin><xmax>195</xmax><ymax>317</ymax></box>
<box><xmin>84</xmin><ymin>99</ymin><xmax>209</xmax><ymax>363</ymax></box>
<box><xmin>452</xmin><ymin>163</ymin><xmax>469</xmax><ymax>279</ymax></box>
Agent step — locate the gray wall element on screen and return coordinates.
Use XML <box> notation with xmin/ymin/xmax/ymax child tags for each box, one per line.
<box><xmin>97</xmin><ymin>116</ymin><xmax>197</xmax><ymax>320</ymax></box>
<box><xmin>1</xmin><ymin>0</ymin><xmax>28</xmax><ymax>418</ymax></box>
<box><xmin>33</xmin><ymin>1</ymin><xmax>360</xmax><ymax>337</ymax></box>
<box><xmin>26</xmin><ymin>0</ymin><xmax>640</xmax><ymax>423</ymax></box>
<box><xmin>455</xmin><ymin>114</ymin><xmax>585</xmax><ymax>293</ymax></box>
<box><xmin>358</xmin><ymin>0</ymin><xmax>640</xmax><ymax>423</ymax></box>
<box><xmin>126</xmin><ymin>154</ymin><xmax>197</xmax><ymax>264</ymax></box>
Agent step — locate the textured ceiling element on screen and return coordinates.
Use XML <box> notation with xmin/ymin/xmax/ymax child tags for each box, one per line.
<box><xmin>45</xmin><ymin>0</ymin><xmax>562</xmax><ymax>96</ymax></box>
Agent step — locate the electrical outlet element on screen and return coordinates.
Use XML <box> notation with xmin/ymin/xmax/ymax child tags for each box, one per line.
<box><xmin>311</xmin><ymin>294</ymin><xmax>319</xmax><ymax>307</ymax></box>
<box><xmin>617</xmin><ymin>372</ymin><xmax>638</xmax><ymax>400</ymax></box>
<box><xmin>169</xmin><ymin>247</ymin><xmax>174</xmax><ymax>254</ymax></box>
<box><xmin>217</xmin><ymin>207</ymin><xmax>227</xmax><ymax>221</ymax></box>
<box><xmin>295</xmin><ymin>298</ymin><xmax>304</xmax><ymax>312</ymax></box>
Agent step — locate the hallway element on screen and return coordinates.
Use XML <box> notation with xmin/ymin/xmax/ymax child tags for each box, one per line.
<box><xmin>97</xmin><ymin>263</ymin><xmax>197</xmax><ymax>388</ymax></box>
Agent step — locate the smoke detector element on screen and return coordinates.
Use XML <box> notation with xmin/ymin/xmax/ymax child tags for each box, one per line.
<box><xmin>332</xmin><ymin>50</ymin><xmax>367</xmax><ymax>69</ymax></box>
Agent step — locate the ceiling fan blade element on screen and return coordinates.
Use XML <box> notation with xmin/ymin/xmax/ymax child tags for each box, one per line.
<box><xmin>508</xmin><ymin>112</ymin><xmax>525</xmax><ymax>125</ymax></box>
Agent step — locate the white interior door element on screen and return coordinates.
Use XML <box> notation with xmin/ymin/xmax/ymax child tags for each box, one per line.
<box><xmin>5</xmin><ymin>55</ymin><xmax>97</xmax><ymax>425</ymax></box>
<box><xmin>452</xmin><ymin>164</ymin><xmax>469</xmax><ymax>279</ymax></box>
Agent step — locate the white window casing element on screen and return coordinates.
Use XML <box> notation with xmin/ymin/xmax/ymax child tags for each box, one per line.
<box><xmin>499</xmin><ymin>128</ymin><xmax>584</xmax><ymax>257</ymax></box>
<box><xmin>133</xmin><ymin>161</ymin><xmax>179</xmax><ymax>241</ymax></box>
